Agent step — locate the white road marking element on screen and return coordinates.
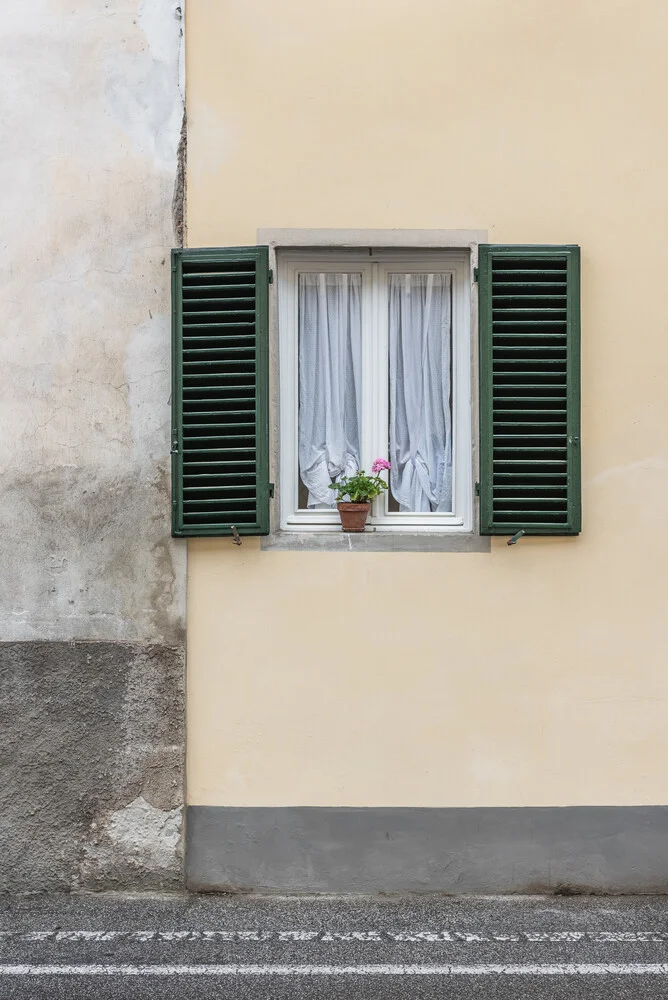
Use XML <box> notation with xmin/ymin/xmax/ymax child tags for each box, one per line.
<box><xmin>0</xmin><ymin>929</ymin><xmax>667</xmax><ymax>944</ymax></box>
<box><xmin>2</xmin><ymin>963</ymin><xmax>668</xmax><ymax>976</ymax></box>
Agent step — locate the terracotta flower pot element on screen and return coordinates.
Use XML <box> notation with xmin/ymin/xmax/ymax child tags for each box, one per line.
<box><xmin>337</xmin><ymin>502</ymin><xmax>370</xmax><ymax>532</ymax></box>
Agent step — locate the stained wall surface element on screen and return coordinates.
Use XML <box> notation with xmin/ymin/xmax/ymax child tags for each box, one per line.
<box><xmin>0</xmin><ymin>0</ymin><xmax>186</xmax><ymax>891</ymax></box>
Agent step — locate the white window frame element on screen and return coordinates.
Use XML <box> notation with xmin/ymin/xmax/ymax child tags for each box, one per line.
<box><xmin>278</xmin><ymin>249</ymin><xmax>472</xmax><ymax>532</ymax></box>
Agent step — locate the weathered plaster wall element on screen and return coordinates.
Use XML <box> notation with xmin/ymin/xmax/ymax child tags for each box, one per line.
<box><xmin>0</xmin><ymin>0</ymin><xmax>186</xmax><ymax>891</ymax></box>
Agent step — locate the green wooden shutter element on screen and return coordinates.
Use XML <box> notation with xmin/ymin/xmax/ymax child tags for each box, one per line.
<box><xmin>171</xmin><ymin>246</ymin><xmax>270</xmax><ymax>537</ymax></box>
<box><xmin>478</xmin><ymin>244</ymin><xmax>581</xmax><ymax>536</ymax></box>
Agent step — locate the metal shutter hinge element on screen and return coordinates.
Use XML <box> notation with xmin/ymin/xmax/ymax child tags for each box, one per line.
<box><xmin>269</xmin><ymin>483</ymin><xmax>275</xmax><ymax>498</ymax></box>
<box><xmin>475</xmin><ymin>481</ymin><xmax>480</xmax><ymax>496</ymax></box>
<box><xmin>507</xmin><ymin>529</ymin><xmax>526</xmax><ymax>546</ymax></box>
<box><xmin>268</xmin><ymin>269</ymin><xmax>274</xmax><ymax>283</ymax></box>
<box><xmin>473</xmin><ymin>267</ymin><xmax>479</xmax><ymax>282</ymax></box>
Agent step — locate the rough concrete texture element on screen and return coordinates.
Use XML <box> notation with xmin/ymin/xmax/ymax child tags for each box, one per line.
<box><xmin>0</xmin><ymin>0</ymin><xmax>186</xmax><ymax>644</ymax></box>
<box><xmin>0</xmin><ymin>642</ymin><xmax>184</xmax><ymax>893</ymax></box>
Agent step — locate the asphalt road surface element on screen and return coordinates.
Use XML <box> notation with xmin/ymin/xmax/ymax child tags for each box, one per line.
<box><xmin>2</xmin><ymin>893</ymin><xmax>668</xmax><ymax>998</ymax></box>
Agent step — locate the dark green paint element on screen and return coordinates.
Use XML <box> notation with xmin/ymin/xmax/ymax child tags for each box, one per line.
<box><xmin>478</xmin><ymin>245</ymin><xmax>581</xmax><ymax>536</ymax></box>
<box><xmin>171</xmin><ymin>246</ymin><xmax>270</xmax><ymax>537</ymax></box>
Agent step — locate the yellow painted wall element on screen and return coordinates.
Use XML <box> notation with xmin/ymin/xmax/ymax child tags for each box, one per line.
<box><xmin>185</xmin><ymin>0</ymin><xmax>668</xmax><ymax>808</ymax></box>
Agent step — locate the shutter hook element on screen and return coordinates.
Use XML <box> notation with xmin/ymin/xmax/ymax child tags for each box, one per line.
<box><xmin>507</xmin><ymin>529</ymin><xmax>526</xmax><ymax>546</ymax></box>
<box><xmin>230</xmin><ymin>525</ymin><xmax>242</xmax><ymax>546</ymax></box>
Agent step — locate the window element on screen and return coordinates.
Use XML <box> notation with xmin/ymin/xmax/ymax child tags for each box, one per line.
<box><xmin>278</xmin><ymin>250</ymin><xmax>472</xmax><ymax>532</ymax></box>
<box><xmin>170</xmin><ymin>242</ymin><xmax>581</xmax><ymax>540</ymax></box>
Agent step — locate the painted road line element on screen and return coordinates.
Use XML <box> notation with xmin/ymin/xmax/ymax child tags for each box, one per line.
<box><xmin>3</xmin><ymin>964</ymin><xmax>668</xmax><ymax>977</ymax></box>
<box><xmin>2</xmin><ymin>930</ymin><xmax>668</xmax><ymax>943</ymax></box>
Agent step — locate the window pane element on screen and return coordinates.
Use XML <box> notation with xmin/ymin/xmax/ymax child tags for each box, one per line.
<box><xmin>298</xmin><ymin>273</ymin><xmax>362</xmax><ymax>509</ymax></box>
<box><xmin>388</xmin><ymin>272</ymin><xmax>453</xmax><ymax>512</ymax></box>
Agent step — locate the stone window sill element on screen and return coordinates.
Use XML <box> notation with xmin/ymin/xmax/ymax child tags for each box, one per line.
<box><xmin>260</xmin><ymin>531</ymin><xmax>490</xmax><ymax>553</ymax></box>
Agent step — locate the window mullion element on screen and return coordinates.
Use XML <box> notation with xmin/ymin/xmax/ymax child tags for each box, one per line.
<box><xmin>279</xmin><ymin>262</ymin><xmax>299</xmax><ymax>528</ymax></box>
<box><xmin>359</xmin><ymin>262</ymin><xmax>376</xmax><ymax>491</ymax></box>
<box><xmin>368</xmin><ymin>261</ymin><xmax>388</xmax><ymax>520</ymax></box>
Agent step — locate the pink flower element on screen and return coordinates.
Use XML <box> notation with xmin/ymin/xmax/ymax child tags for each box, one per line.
<box><xmin>372</xmin><ymin>458</ymin><xmax>391</xmax><ymax>474</ymax></box>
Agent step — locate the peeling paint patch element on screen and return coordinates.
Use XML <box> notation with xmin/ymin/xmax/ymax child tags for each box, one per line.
<box><xmin>82</xmin><ymin>797</ymin><xmax>182</xmax><ymax>884</ymax></box>
<box><xmin>105</xmin><ymin>796</ymin><xmax>182</xmax><ymax>867</ymax></box>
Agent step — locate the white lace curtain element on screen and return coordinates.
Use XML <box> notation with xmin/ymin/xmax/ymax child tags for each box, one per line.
<box><xmin>298</xmin><ymin>272</ymin><xmax>362</xmax><ymax>507</ymax></box>
<box><xmin>297</xmin><ymin>270</ymin><xmax>452</xmax><ymax>513</ymax></box>
<box><xmin>389</xmin><ymin>272</ymin><xmax>453</xmax><ymax>512</ymax></box>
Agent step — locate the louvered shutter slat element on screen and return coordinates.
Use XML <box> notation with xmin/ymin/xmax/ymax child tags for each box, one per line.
<box><xmin>171</xmin><ymin>247</ymin><xmax>270</xmax><ymax>536</ymax></box>
<box><xmin>478</xmin><ymin>245</ymin><xmax>581</xmax><ymax>536</ymax></box>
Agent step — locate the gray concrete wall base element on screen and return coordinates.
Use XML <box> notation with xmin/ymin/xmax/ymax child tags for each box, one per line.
<box><xmin>0</xmin><ymin>642</ymin><xmax>184</xmax><ymax>894</ymax></box>
<box><xmin>187</xmin><ymin>805</ymin><xmax>668</xmax><ymax>894</ymax></box>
